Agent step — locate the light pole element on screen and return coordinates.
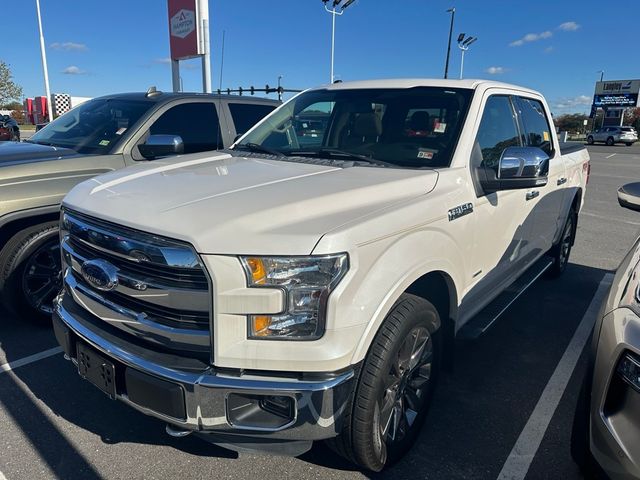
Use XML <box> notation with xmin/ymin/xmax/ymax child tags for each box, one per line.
<box><xmin>457</xmin><ymin>33</ymin><xmax>477</xmax><ymax>79</ymax></box>
<box><xmin>322</xmin><ymin>0</ymin><xmax>356</xmax><ymax>83</ymax></box>
<box><xmin>597</xmin><ymin>70</ymin><xmax>604</xmax><ymax>82</ymax></box>
<box><xmin>35</xmin><ymin>0</ymin><xmax>53</xmax><ymax>123</ymax></box>
<box><xmin>444</xmin><ymin>7</ymin><xmax>455</xmax><ymax>79</ymax></box>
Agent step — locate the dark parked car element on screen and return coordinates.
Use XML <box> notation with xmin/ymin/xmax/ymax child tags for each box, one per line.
<box><xmin>0</xmin><ymin>89</ymin><xmax>279</xmax><ymax>321</ymax></box>
<box><xmin>0</xmin><ymin>115</ymin><xmax>19</xmax><ymax>141</ymax></box>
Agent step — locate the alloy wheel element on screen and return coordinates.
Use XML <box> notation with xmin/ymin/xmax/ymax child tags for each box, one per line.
<box><xmin>21</xmin><ymin>239</ymin><xmax>62</xmax><ymax>315</ymax></box>
<box><xmin>376</xmin><ymin>326</ymin><xmax>433</xmax><ymax>455</ymax></box>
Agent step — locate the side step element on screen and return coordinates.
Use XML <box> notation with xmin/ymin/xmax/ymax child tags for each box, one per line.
<box><xmin>457</xmin><ymin>257</ymin><xmax>554</xmax><ymax>340</ymax></box>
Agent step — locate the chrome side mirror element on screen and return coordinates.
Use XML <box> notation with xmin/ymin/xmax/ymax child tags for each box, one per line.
<box><xmin>498</xmin><ymin>146</ymin><xmax>549</xmax><ymax>180</ymax></box>
<box><xmin>618</xmin><ymin>183</ymin><xmax>640</xmax><ymax>212</ymax></box>
<box><xmin>138</xmin><ymin>134</ymin><xmax>184</xmax><ymax>159</ymax></box>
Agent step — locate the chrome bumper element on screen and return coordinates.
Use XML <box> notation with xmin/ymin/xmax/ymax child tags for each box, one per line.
<box><xmin>53</xmin><ymin>294</ymin><xmax>355</xmax><ymax>442</ymax></box>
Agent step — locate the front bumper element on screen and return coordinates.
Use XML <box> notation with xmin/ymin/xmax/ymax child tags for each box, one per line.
<box><xmin>590</xmin><ymin>307</ymin><xmax>640</xmax><ymax>479</ymax></box>
<box><xmin>53</xmin><ymin>294</ymin><xmax>355</xmax><ymax>442</ymax></box>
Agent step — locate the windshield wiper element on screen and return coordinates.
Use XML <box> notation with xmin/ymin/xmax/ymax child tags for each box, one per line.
<box><xmin>24</xmin><ymin>139</ymin><xmax>55</xmax><ymax>147</ymax></box>
<box><xmin>234</xmin><ymin>143</ymin><xmax>285</xmax><ymax>158</ymax></box>
<box><xmin>292</xmin><ymin>148</ymin><xmax>396</xmax><ymax>168</ymax></box>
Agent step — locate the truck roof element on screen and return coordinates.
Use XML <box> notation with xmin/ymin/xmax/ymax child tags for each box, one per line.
<box><xmin>319</xmin><ymin>78</ymin><xmax>541</xmax><ymax>95</ymax></box>
<box><xmin>93</xmin><ymin>91</ymin><xmax>281</xmax><ymax>105</ymax></box>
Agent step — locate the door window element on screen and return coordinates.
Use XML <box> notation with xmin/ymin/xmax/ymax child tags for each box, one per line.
<box><xmin>474</xmin><ymin>96</ymin><xmax>521</xmax><ymax>172</ymax></box>
<box><xmin>228</xmin><ymin>103</ymin><xmax>276</xmax><ymax>136</ymax></box>
<box><xmin>149</xmin><ymin>102</ymin><xmax>222</xmax><ymax>154</ymax></box>
<box><xmin>516</xmin><ymin>97</ymin><xmax>554</xmax><ymax>156</ymax></box>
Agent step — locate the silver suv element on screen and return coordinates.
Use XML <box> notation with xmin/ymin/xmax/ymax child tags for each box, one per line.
<box><xmin>587</xmin><ymin>126</ymin><xmax>638</xmax><ymax>146</ymax></box>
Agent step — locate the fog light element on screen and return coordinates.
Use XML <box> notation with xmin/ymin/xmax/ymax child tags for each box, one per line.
<box><xmin>260</xmin><ymin>395</ymin><xmax>295</xmax><ymax>419</ymax></box>
<box><xmin>617</xmin><ymin>352</ymin><xmax>640</xmax><ymax>393</ymax></box>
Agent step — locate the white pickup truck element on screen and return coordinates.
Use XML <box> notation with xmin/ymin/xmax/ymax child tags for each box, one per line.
<box><xmin>53</xmin><ymin>79</ymin><xmax>590</xmax><ymax>471</ymax></box>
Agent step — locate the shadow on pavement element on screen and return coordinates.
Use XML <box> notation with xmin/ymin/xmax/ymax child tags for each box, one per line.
<box><xmin>1</xmin><ymin>262</ymin><xmax>604</xmax><ymax>478</ymax></box>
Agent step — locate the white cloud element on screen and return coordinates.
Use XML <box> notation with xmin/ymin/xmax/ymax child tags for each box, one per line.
<box><xmin>558</xmin><ymin>21</ymin><xmax>580</xmax><ymax>31</ymax></box>
<box><xmin>154</xmin><ymin>57</ymin><xmax>172</xmax><ymax>64</ymax></box>
<box><xmin>50</xmin><ymin>42</ymin><xmax>88</xmax><ymax>52</ymax></box>
<box><xmin>544</xmin><ymin>46</ymin><xmax>554</xmax><ymax>53</ymax></box>
<box><xmin>509</xmin><ymin>30</ymin><xmax>553</xmax><ymax>47</ymax></box>
<box><xmin>154</xmin><ymin>57</ymin><xmax>198</xmax><ymax>70</ymax></box>
<box><xmin>485</xmin><ymin>66</ymin><xmax>508</xmax><ymax>75</ymax></box>
<box><xmin>62</xmin><ymin>65</ymin><xmax>86</xmax><ymax>75</ymax></box>
<box><xmin>553</xmin><ymin>95</ymin><xmax>592</xmax><ymax>111</ymax></box>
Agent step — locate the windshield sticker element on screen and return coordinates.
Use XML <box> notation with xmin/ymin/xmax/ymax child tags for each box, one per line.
<box><xmin>99</xmin><ymin>140</ymin><xmax>110</xmax><ymax>146</ymax></box>
<box><xmin>543</xmin><ymin>131</ymin><xmax>550</xmax><ymax>142</ymax></box>
<box><xmin>417</xmin><ymin>148</ymin><xmax>437</xmax><ymax>160</ymax></box>
<box><xmin>116</xmin><ymin>127</ymin><xmax>127</xmax><ymax>135</ymax></box>
<box><xmin>433</xmin><ymin>122</ymin><xmax>447</xmax><ymax>133</ymax></box>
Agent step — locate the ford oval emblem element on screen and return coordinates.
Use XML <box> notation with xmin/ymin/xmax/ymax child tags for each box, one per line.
<box><xmin>81</xmin><ymin>259</ymin><xmax>119</xmax><ymax>292</ymax></box>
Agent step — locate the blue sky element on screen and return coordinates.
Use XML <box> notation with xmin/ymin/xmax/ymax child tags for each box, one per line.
<box><xmin>2</xmin><ymin>1</ymin><xmax>637</xmax><ymax>114</ymax></box>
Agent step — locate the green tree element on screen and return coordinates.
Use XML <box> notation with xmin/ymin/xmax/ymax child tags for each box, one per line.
<box><xmin>0</xmin><ymin>61</ymin><xmax>23</xmax><ymax>106</ymax></box>
<box><xmin>554</xmin><ymin>113</ymin><xmax>589</xmax><ymax>133</ymax></box>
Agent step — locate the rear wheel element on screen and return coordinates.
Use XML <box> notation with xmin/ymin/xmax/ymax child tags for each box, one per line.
<box><xmin>606</xmin><ymin>137</ymin><xmax>614</xmax><ymax>146</ymax></box>
<box><xmin>547</xmin><ymin>209</ymin><xmax>576</xmax><ymax>278</ymax></box>
<box><xmin>587</xmin><ymin>136</ymin><xmax>594</xmax><ymax>145</ymax></box>
<box><xmin>0</xmin><ymin>222</ymin><xmax>61</xmax><ymax>323</ymax></box>
<box><xmin>626</xmin><ymin>142</ymin><xmax>633</xmax><ymax>146</ymax></box>
<box><xmin>10</xmin><ymin>127</ymin><xmax>20</xmax><ymax>142</ymax></box>
<box><xmin>327</xmin><ymin>294</ymin><xmax>441</xmax><ymax>471</ymax></box>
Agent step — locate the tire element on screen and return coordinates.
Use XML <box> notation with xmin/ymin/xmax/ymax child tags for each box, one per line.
<box><xmin>626</xmin><ymin>143</ymin><xmax>633</xmax><ymax>147</ymax></box>
<box><xmin>547</xmin><ymin>209</ymin><xmax>576</xmax><ymax>278</ymax></box>
<box><xmin>0</xmin><ymin>222</ymin><xmax>61</xmax><ymax>323</ymax></box>
<box><xmin>587</xmin><ymin>136</ymin><xmax>594</xmax><ymax>145</ymax></box>
<box><xmin>10</xmin><ymin>127</ymin><xmax>20</xmax><ymax>142</ymax></box>
<box><xmin>327</xmin><ymin>294</ymin><xmax>441</xmax><ymax>471</ymax></box>
<box><xmin>606</xmin><ymin>137</ymin><xmax>614</xmax><ymax>146</ymax></box>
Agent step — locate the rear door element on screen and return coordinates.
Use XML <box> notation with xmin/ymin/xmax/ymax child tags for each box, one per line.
<box><xmin>514</xmin><ymin>96</ymin><xmax>566</xmax><ymax>255</ymax></box>
<box><xmin>226</xmin><ymin>102</ymin><xmax>277</xmax><ymax>140</ymax></box>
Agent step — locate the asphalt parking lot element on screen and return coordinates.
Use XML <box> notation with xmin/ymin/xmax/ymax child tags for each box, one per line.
<box><xmin>1</xmin><ymin>143</ymin><xmax>640</xmax><ymax>480</ymax></box>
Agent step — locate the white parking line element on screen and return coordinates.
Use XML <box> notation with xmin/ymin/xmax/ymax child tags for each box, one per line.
<box><xmin>496</xmin><ymin>273</ymin><xmax>614</xmax><ymax>480</ymax></box>
<box><xmin>606</xmin><ymin>153</ymin><xmax>617</xmax><ymax>158</ymax></box>
<box><xmin>0</xmin><ymin>470</ymin><xmax>8</xmax><ymax>480</ymax></box>
<box><xmin>0</xmin><ymin>347</ymin><xmax>63</xmax><ymax>375</ymax></box>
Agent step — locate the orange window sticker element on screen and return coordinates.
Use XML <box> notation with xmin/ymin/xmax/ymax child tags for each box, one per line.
<box><xmin>543</xmin><ymin>131</ymin><xmax>550</xmax><ymax>142</ymax></box>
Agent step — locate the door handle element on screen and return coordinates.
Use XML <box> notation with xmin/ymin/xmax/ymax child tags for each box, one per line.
<box><xmin>557</xmin><ymin>177</ymin><xmax>567</xmax><ymax>186</ymax></box>
<box><xmin>526</xmin><ymin>190</ymin><xmax>539</xmax><ymax>201</ymax></box>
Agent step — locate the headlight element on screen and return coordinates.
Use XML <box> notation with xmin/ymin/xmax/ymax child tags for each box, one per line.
<box><xmin>240</xmin><ymin>254</ymin><xmax>349</xmax><ymax>340</ymax></box>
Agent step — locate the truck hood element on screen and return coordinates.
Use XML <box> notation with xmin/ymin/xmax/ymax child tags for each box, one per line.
<box><xmin>0</xmin><ymin>141</ymin><xmax>79</xmax><ymax>165</ymax></box>
<box><xmin>63</xmin><ymin>152</ymin><xmax>439</xmax><ymax>255</ymax></box>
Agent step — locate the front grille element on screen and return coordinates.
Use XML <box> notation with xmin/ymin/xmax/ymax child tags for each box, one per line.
<box><xmin>60</xmin><ymin>209</ymin><xmax>212</xmax><ymax>354</ymax></box>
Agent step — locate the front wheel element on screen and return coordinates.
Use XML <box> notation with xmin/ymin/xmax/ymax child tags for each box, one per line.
<box><xmin>626</xmin><ymin>143</ymin><xmax>633</xmax><ymax>147</ymax></box>
<box><xmin>0</xmin><ymin>222</ymin><xmax>61</xmax><ymax>323</ymax></box>
<box><xmin>327</xmin><ymin>294</ymin><xmax>441</xmax><ymax>471</ymax></box>
<box><xmin>587</xmin><ymin>136</ymin><xmax>594</xmax><ymax>145</ymax></box>
<box><xmin>606</xmin><ymin>137</ymin><xmax>614</xmax><ymax>146</ymax></box>
<box><xmin>547</xmin><ymin>210</ymin><xmax>576</xmax><ymax>278</ymax></box>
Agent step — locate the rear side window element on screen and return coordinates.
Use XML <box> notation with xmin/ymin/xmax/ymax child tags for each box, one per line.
<box><xmin>474</xmin><ymin>95</ymin><xmax>521</xmax><ymax>171</ymax></box>
<box><xmin>228</xmin><ymin>103</ymin><xmax>276</xmax><ymax>136</ymax></box>
<box><xmin>516</xmin><ymin>97</ymin><xmax>554</xmax><ymax>156</ymax></box>
<box><xmin>150</xmin><ymin>102</ymin><xmax>222</xmax><ymax>154</ymax></box>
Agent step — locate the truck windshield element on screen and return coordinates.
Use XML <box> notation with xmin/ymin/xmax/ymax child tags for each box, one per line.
<box><xmin>28</xmin><ymin>99</ymin><xmax>151</xmax><ymax>155</ymax></box>
<box><xmin>237</xmin><ymin>87</ymin><xmax>473</xmax><ymax>168</ymax></box>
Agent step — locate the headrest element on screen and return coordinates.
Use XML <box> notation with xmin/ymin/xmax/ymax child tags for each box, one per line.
<box><xmin>353</xmin><ymin>112</ymin><xmax>382</xmax><ymax>137</ymax></box>
<box><xmin>409</xmin><ymin>111</ymin><xmax>431</xmax><ymax>131</ymax></box>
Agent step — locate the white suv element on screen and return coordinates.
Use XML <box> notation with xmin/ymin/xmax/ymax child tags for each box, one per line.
<box><xmin>588</xmin><ymin>126</ymin><xmax>638</xmax><ymax>146</ymax></box>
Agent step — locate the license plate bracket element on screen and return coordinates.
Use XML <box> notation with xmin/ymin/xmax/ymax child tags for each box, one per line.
<box><xmin>77</xmin><ymin>342</ymin><xmax>117</xmax><ymax>399</ymax></box>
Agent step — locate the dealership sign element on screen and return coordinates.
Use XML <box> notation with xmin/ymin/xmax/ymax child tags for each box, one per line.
<box><xmin>168</xmin><ymin>0</ymin><xmax>203</xmax><ymax>60</ymax></box>
<box><xmin>592</xmin><ymin>79</ymin><xmax>640</xmax><ymax>111</ymax></box>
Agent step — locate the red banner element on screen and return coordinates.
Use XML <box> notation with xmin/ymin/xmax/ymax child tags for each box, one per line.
<box><xmin>168</xmin><ymin>0</ymin><xmax>201</xmax><ymax>60</ymax></box>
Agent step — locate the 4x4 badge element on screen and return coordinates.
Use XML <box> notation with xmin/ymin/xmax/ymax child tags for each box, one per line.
<box><xmin>448</xmin><ymin>203</ymin><xmax>473</xmax><ymax>221</ymax></box>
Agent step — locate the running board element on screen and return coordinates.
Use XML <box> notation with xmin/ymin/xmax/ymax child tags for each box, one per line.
<box><xmin>457</xmin><ymin>257</ymin><xmax>554</xmax><ymax>340</ymax></box>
